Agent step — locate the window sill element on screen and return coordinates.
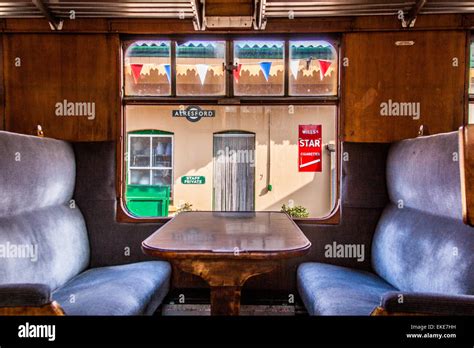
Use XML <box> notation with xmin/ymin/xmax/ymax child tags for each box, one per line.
<box><xmin>116</xmin><ymin>199</ymin><xmax>341</xmax><ymax>225</ymax></box>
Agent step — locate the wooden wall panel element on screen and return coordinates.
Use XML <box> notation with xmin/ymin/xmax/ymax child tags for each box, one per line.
<box><xmin>342</xmin><ymin>31</ymin><xmax>466</xmax><ymax>142</ymax></box>
<box><xmin>4</xmin><ymin>34</ymin><xmax>119</xmax><ymax>141</ymax></box>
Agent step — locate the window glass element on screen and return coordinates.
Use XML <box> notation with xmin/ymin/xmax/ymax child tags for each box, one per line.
<box><xmin>176</xmin><ymin>41</ymin><xmax>226</xmax><ymax>96</ymax></box>
<box><xmin>124</xmin><ymin>41</ymin><xmax>171</xmax><ymax>96</ymax></box>
<box><xmin>126</xmin><ymin>132</ymin><xmax>174</xmax><ymax>217</ymax></box>
<box><xmin>289</xmin><ymin>40</ymin><xmax>338</xmax><ymax>96</ymax></box>
<box><xmin>125</xmin><ymin>105</ymin><xmax>336</xmax><ymax>218</ymax></box>
<box><xmin>233</xmin><ymin>41</ymin><xmax>285</xmax><ymax>96</ymax></box>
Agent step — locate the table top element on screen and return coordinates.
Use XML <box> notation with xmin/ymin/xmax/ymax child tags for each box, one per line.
<box><xmin>142</xmin><ymin>211</ymin><xmax>311</xmax><ymax>260</ymax></box>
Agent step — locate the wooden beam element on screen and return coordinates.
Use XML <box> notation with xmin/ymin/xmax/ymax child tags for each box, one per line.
<box><xmin>31</xmin><ymin>0</ymin><xmax>62</xmax><ymax>30</ymax></box>
<box><xmin>405</xmin><ymin>0</ymin><xmax>427</xmax><ymax>26</ymax></box>
<box><xmin>191</xmin><ymin>0</ymin><xmax>203</xmax><ymax>31</ymax></box>
<box><xmin>255</xmin><ymin>0</ymin><xmax>267</xmax><ymax>30</ymax></box>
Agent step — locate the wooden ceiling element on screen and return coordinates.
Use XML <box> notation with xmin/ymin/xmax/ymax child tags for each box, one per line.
<box><xmin>0</xmin><ymin>1</ymin><xmax>473</xmax><ymax>30</ymax></box>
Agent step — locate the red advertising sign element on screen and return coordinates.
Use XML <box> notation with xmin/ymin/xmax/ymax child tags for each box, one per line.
<box><xmin>298</xmin><ymin>125</ymin><xmax>322</xmax><ymax>172</ymax></box>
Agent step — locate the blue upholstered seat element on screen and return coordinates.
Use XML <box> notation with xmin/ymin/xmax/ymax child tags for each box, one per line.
<box><xmin>53</xmin><ymin>261</ymin><xmax>171</xmax><ymax>315</ymax></box>
<box><xmin>0</xmin><ymin>131</ymin><xmax>171</xmax><ymax>315</ymax></box>
<box><xmin>298</xmin><ymin>131</ymin><xmax>474</xmax><ymax>315</ymax></box>
<box><xmin>297</xmin><ymin>263</ymin><xmax>395</xmax><ymax>315</ymax></box>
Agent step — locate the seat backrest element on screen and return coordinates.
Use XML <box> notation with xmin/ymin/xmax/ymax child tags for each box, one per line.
<box><xmin>372</xmin><ymin>131</ymin><xmax>474</xmax><ymax>295</ymax></box>
<box><xmin>0</xmin><ymin>131</ymin><xmax>90</xmax><ymax>290</ymax></box>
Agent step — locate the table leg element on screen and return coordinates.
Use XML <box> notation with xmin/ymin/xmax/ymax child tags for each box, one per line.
<box><xmin>210</xmin><ymin>286</ymin><xmax>241</xmax><ymax>316</ymax></box>
<box><xmin>173</xmin><ymin>259</ymin><xmax>278</xmax><ymax>316</ymax></box>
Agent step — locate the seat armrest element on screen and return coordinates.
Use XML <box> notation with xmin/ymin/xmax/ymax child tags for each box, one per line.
<box><xmin>0</xmin><ymin>284</ymin><xmax>51</xmax><ymax>307</ymax></box>
<box><xmin>376</xmin><ymin>291</ymin><xmax>474</xmax><ymax>315</ymax></box>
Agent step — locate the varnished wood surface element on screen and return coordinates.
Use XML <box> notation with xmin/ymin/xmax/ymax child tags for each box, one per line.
<box><xmin>0</xmin><ymin>302</ymin><xmax>65</xmax><ymax>316</ymax></box>
<box><xmin>142</xmin><ymin>211</ymin><xmax>311</xmax><ymax>259</ymax></box>
<box><xmin>142</xmin><ymin>211</ymin><xmax>310</xmax><ymax>315</ymax></box>
<box><xmin>370</xmin><ymin>306</ymin><xmax>428</xmax><ymax>316</ymax></box>
<box><xmin>0</xmin><ymin>14</ymin><xmax>473</xmax><ymax>34</ymax></box>
<box><xmin>3</xmin><ymin>34</ymin><xmax>119</xmax><ymax>141</ymax></box>
<box><xmin>342</xmin><ymin>31</ymin><xmax>466</xmax><ymax>142</ymax></box>
<box><xmin>459</xmin><ymin>125</ymin><xmax>474</xmax><ymax>227</ymax></box>
<box><xmin>173</xmin><ymin>258</ymin><xmax>278</xmax><ymax>315</ymax></box>
<box><xmin>205</xmin><ymin>0</ymin><xmax>253</xmax><ymax>17</ymax></box>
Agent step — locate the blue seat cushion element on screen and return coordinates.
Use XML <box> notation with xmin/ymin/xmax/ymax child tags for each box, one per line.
<box><xmin>297</xmin><ymin>263</ymin><xmax>396</xmax><ymax>315</ymax></box>
<box><xmin>53</xmin><ymin>261</ymin><xmax>171</xmax><ymax>315</ymax></box>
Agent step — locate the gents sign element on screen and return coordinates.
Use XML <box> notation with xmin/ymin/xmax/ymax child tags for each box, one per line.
<box><xmin>181</xmin><ymin>176</ymin><xmax>206</xmax><ymax>184</ymax></box>
<box><xmin>298</xmin><ymin>125</ymin><xmax>322</xmax><ymax>172</ymax></box>
<box><xmin>172</xmin><ymin>106</ymin><xmax>215</xmax><ymax>122</ymax></box>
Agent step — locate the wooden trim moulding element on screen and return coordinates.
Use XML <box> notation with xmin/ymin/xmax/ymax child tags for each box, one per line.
<box><xmin>1</xmin><ymin>14</ymin><xmax>474</xmax><ymax>34</ymax></box>
<box><xmin>459</xmin><ymin>124</ymin><xmax>474</xmax><ymax>227</ymax></box>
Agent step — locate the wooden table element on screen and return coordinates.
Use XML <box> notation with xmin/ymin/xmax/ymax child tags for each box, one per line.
<box><xmin>142</xmin><ymin>211</ymin><xmax>311</xmax><ymax>316</ymax></box>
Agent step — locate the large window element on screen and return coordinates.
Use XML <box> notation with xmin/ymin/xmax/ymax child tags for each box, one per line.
<box><xmin>125</xmin><ymin>105</ymin><xmax>337</xmax><ymax>219</ymax></box>
<box><xmin>122</xmin><ymin>37</ymin><xmax>339</xmax><ymax>220</ymax></box>
<box><xmin>123</xmin><ymin>38</ymin><xmax>338</xmax><ymax>98</ymax></box>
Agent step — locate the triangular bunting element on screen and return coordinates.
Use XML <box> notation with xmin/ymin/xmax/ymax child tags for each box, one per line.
<box><xmin>318</xmin><ymin>60</ymin><xmax>332</xmax><ymax>80</ymax></box>
<box><xmin>130</xmin><ymin>64</ymin><xmax>143</xmax><ymax>84</ymax></box>
<box><xmin>290</xmin><ymin>60</ymin><xmax>299</xmax><ymax>80</ymax></box>
<box><xmin>259</xmin><ymin>61</ymin><xmax>272</xmax><ymax>82</ymax></box>
<box><xmin>233</xmin><ymin>63</ymin><xmax>242</xmax><ymax>83</ymax></box>
<box><xmin>195</xmin><ymin>64</ymin><xmax>209</xmax><ymax>85</ymax></box>
<box><xmin>163</xmin><ymin>64</ymin><xmax>171</xmax><ymax>83</ymax></box>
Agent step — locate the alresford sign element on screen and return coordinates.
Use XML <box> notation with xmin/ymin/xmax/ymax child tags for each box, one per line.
<box><xmin>172</xmin><ymin>106</ymin><xmax>216</xmax><ymax>122</ymax></box>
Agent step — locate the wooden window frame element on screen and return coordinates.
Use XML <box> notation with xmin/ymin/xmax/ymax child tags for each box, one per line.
<box><xmin>117</xmin><ymin>34</ymin><xmax>342</xmax><ymax>225</ymax></box>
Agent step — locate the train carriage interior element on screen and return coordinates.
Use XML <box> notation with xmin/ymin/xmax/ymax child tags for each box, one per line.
<box><xmin>0</xmin><ymin>0</ymin><xmax>474</xmax><ymax>346</ymax></box>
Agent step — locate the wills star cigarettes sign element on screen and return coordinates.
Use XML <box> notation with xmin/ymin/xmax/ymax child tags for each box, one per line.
<box><xmin>298</xmin><ymin>125</ymin><xmax>322</xmax><ymax>172</ymax></box>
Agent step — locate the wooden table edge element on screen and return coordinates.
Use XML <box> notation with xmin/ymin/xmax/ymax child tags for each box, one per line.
<box><xmin>141</xmin><ymin>241</ymin><xmax>311</xmax><ymax>260</ymax></box>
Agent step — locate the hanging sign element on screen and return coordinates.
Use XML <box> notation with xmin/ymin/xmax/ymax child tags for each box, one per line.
<box><xmin>298</xmin><ymin>125</ymin><xmax>322</xmax><ymax>172</ymax></box>
<box><xmin>181</xmin><ymin>176</ymin><xmax>206</xmax><ymax>184</ymax></box>
<box><xmin>172</xmin><ymin>106</ymin><xmax>216</xmax><ymax>122</ymax></box>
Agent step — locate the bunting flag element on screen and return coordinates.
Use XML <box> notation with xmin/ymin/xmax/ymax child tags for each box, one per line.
<box><xmin>130</xmin><ymin>64</ymin><xmax>144</xmax><ymax>84</ymax></box>
<box><xmin>163</xmin><ymin>64</ymin><xmax>171</xmax><ymax>83</ymax></box>
<box><xmin>195</xmin><ymin>64</ymin><xmax>209</xmax><ymax>85</ymax></box>
<box><xmin>289</xmin><ymin>60</ymin><xmax>300</xmax><ymax>80</ymax></box>
<box><xmin>318</xmin><ymin>60</ymin><xmax>332</xmax><ymax>80</ymax></box>
<box><xmin>233</xmin><ymin>63</ymin><xmax>242</xmax><ymax>83</ymax></box>
<box><xmin>259</xmin><ymin>61</ymin><xmax>272</xmax><ymax>81</ymax></box>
